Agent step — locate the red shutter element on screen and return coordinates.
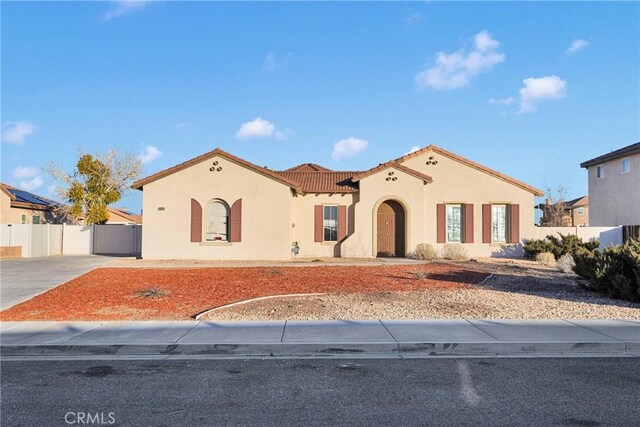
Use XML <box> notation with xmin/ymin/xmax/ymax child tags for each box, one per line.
<box><xmin>509</xmin><ymin>204</ymin><xmax>520</xmax><ymax>243</ymax></box>
<box><xmin>463</xmin><ymin>204</ymin><xmax>474</xmax><ymax>243</ymax></box>
<box><xmin>436</xmin><ymin>204</ymin><xmax>446</xmax><ymax>243</ymax></box>
<box><xmin>229</xmin><ymin>199</ymin><xmax>242</xmax><ymax>242</ymax></box>
<box><xmin>314</xmin><ymin>205</ymin><xmax>323</xmax><ymax>242</ymax></box>
<box><xmin>190</xmin><ymin>198</ymin><xmax>202</xmax><ymax>243</ymax></box>
<box><xmin>337</xmin><ymin>205</ymin><xmax>347</xmax><ymax>241</ymax></box>
<box><xmin>482</xmin><ymin>204</ymin><xmax>491</xmax><ymax>243</ymax></box>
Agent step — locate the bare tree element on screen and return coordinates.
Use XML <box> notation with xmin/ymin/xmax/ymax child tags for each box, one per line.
<box><xmin>539</xmin><ymin>185</ymin><xmax>568</xmax><ymax>226</ymax></box>
<box><xmin>43</xmin><ymin>149</ymin><xmax>142</xmax><ymax>224</ymax></box>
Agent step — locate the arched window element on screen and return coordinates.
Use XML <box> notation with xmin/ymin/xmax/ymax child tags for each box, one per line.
<box><xmin>205</xmin><ymin>200</ymin><xmax>230</xmax><ymax>241</ymax></box>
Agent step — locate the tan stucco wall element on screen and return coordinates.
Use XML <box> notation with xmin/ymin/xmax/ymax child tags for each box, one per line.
<box><xmin>0</xmin><ymin>192</ymin><xmax>49</xmax><ymax>224</ymax></box>
<box><xmin>341</xmin><ymin>148</ymin><xmax>538</xmax><ymax>258</ymax></box>
<box><xmin>291</xmin><ymin>192</ymin><xmax>357</xmax><ymax>258</ymax></box>
<box><xmin>587</xmin><ymin>153</ymin><xmax>640</xmax><ymax>226</ymax></box>
<box><xmin>141</xmin><ymin>155</ymin><xmax>293</xmax><ymax>259</ymax></box>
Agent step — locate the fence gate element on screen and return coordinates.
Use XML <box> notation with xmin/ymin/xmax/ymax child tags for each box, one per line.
<box><xmin>92</xmin><ymin>224</ymin><xmax>142</xmax><ymax>256</ymax></box>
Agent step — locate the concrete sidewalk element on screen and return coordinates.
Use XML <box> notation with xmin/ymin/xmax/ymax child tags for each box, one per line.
<box><xmin>1</xmin><ymin>319</ymin><xmax>639</xmax><ymax>358</ymax></box>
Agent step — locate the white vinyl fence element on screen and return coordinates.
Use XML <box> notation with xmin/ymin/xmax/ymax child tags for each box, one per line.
<box><xmin>1</xmin><ymin>224</ymin><xmax>142</xmax><ymax>258</ymax></box>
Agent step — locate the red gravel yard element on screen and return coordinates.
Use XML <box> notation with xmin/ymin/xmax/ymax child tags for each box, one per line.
<box><xmin>0</xmin><ymin>264</ymin><xmax>487</xmax><ymax>321</ymax></box>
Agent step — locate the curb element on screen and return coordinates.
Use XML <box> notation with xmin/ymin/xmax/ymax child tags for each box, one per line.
<box><xmin>2</xmin><ymin>341</ymin><xmax>638</xmax><ymax>358</ymax></box>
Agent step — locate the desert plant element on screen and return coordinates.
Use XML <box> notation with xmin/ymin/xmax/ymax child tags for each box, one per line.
<box><xmin>414</xmin><ymin>243</ymin><xmax>439</xmax><ymax>261</ymax></box>
<box><xmin>523</xmin><ymin>233</ymin><xmax>599</xmax><ymax>260</ymax></box>
<box><xmin>413</xmin><ymin>271</ymin><xmax>429</xmax><ymax>280</ymax></box>
<box><xmin>134</xmin><ymin>287</ymin><xmax>170</xmax><ymax>299</ymax></box>
<box><xmin>556</xmin><ymin>253</ymin><xmax>576</xmax><ymax>274</ymax></box>
<box><xmin>442</xmin><ymin>243</ymin><xmax>469</xmax><ymax>261</ymax></box>
<box><xmin>535</xmin><ymin>252</ymin><xmax>556</xmax><ymax>267</ymax></box>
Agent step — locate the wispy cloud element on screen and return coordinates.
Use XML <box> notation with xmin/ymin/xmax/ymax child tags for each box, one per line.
<box><xmin>11</xmin><ymin>166</ymin><xmax>43</xmax><ymax>192</ymax></box>
<box><xmin>488</xmin><ymin>97</ymin><xmax>516</xmax><ymax>106</ymax></box>
<box><xmin>332</xmin><ymin>137</ymin><xmax>369</xmax><ymax>161</ymax></box>
<box><xmin>104</xmin><ymin>0</ymin><xmax>152</xmax><ymax>20</ymax></box>
<box><xmin>139</xmin><ymin>145</ymin><xmax>163</xmax><ymax>164</ymax></box>
<box><xmin>405</xmin><ymin>145</ymin><xmax>422</xmax><ymax>155</ymax></box>
<box><xmin>404</xmin><ymin>13</ymin><xmax>421</xmax><ymax>27</ymax></box>
<box><xmin>566</xmin><ymin>39</ymin><xmax>589</xmax><ymax>55</ymax></box>
<box><xmin>2</xmin><ymin>121</ymin><xmax>36</xmax><ymax>145</ymax></box>
<box><xmin>263</xmin><ymin>51</ymin><xmax>293</xmax><ymax>71</ymax></box>
<box><xmin>235</xmin><ymin>117</ymin><xmax>292</xmax><ymax>141</ymax></box>
<box><xmin>415</xmin><ymin>30</ymin><xmax>505</xmax><ymax>90</ymax></box>
<box><xmin>490</xmin><ymin>76</ymin><xmax>567</xmax><ymax>114</ymax></box>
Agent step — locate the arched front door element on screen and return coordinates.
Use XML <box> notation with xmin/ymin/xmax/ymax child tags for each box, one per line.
<box><xmin>376</xmin><ymin>200</ymin><xmax>405</xmax><ymax>257</ymax></box>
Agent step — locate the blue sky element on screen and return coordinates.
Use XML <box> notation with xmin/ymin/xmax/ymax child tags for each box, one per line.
<box><xmin>2</xmin><ymin>1</ymin><xmax>639</xmax><ymax>214</ymax></box>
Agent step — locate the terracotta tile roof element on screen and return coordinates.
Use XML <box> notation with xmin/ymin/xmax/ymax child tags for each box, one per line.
<box><xmin>285</xmin><ymin>163</ymin><xmax>333</xmax><ymax>172</ymax></box>
<box><xmin>394</xmin><ymin>145</ymin><xmax>544</xmax><ymax>196</ymax></box>
<box><xmin>351</xmin><ymin>162</ymin><xmax>433</xmax><ymax>183</ymax></box>
<box><xmin>132</xmin><ymin>148</ymin><xmax>302</xmax><ymax>192</ymax></box>
<box><xmin>274</xmin><ymin>171</ymin><xmax>359</xmax><ymax>193</ymax></box>
<box><xmin>580</xmin><ymin>141</ymin><xmax>640</xmax><ymax>168</ymax></box>
<box><xmin>565</xmin><ymin>195</ymin><xmax>589</xmax><ymax>208</ymax></box>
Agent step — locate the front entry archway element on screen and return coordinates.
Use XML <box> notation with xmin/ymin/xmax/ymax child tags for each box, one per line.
<box><xmin>376</xmin><ymin>200</ymin><xmax>406</xmax><ymax>257</ymax></box>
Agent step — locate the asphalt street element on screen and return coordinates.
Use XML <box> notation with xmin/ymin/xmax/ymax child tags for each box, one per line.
<box><xmin>2</xmin><ymin>357</ymin><xmax>639</xmax><ymax>426</ymax></box>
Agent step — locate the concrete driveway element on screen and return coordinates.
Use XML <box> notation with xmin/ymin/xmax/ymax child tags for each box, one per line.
<box><xmin>0</xmin><ymin>256</ymin><xmax>114</xmax><ymax>310</ymax></box>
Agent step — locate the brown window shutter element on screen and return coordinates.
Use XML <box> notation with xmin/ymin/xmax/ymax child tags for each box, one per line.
<box><xmin>337</xmin><ymin>205</ymin><xmax>347</xmax><ymax>241</ymax></box>
<box><xmin>436</xmin><ymin>204</ymin><xmax>446</xmax><ymax>243</ymax></box>
<box><xmin>509</xmin><ymin>204</ymin><xmax>520</xmax><ymax>243</ymax></box>
<box><xmin>229</xmin><ymin>199</ymin><xmax>242</xmax><ymax>242</ymax></box>
<box><xmin>314</xmin><ymin>205</ymin><xmax>323</xmax><ymax>242</ymax></box>
<box><xmin>463</xmin><ymin>204</ymin><xmax>474</xmax><ymax>243</ymax></box>
<box><xmin>190</xmin><ymin>198</ymin><xmax>202</xmax><ymax>243</ymax></box>
<box><xmin>482</xmin><ymin>204</ymin><xmax>491</xmax><ymax>243</ymax></box>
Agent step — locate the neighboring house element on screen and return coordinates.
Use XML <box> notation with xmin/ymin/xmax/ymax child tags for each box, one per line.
<box><xmin>132</xmin><ymin>144</ymin><xmax>543</xmax><ymax>260</ymax></box>
<box><xmin>0</xmin><ymin>183</ymin><xmax>68</xmax><ymax>224</ymax></box>
<box><xmin>107</xmin><ymin>207</ymin><xmax>142</xmax><ymax>224</ymax></box>
<box><xmin>537</xmin><ymin>196</ymin><xmax>589</xmax><ymax>227</ymax></box>
<box><xmin>580</xmin><ymin>142</ymin><xmax>640</xmax><ymax>226</ymax></box>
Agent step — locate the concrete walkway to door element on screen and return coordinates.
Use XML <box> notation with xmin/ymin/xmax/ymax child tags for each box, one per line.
<box><xmin>0</xmin><ymin>255</ymin><xmax>114</xmax><ymax>310</ymax></box>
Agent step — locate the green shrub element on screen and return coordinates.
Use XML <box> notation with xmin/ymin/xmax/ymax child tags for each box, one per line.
<box><xmin>573</xmin><ymin>240</ymin><xmax>640</xmax><ymax>302</ymax></box>
<box><xmin>523</xmin><ymin>233</ymin><xmax>599</xmax><ymax>260</ymax></box>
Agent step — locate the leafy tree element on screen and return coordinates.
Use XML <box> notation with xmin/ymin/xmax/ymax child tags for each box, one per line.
<box><xmin>45</xmin><ymin>150</ymin><xmax>141</xmax><ymax>224</ymax></box>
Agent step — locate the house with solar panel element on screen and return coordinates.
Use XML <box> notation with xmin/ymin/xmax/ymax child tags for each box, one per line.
<box><xmin>0</xmin><ymin>183</ymin><xmax>68</xmax><ymax>224</ymax></box>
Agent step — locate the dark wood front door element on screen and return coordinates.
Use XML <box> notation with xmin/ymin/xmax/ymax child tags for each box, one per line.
<box><xmin>376</xmin><ymin>200</ymin><xmax>405</xmax><ymax>257</ymax></box>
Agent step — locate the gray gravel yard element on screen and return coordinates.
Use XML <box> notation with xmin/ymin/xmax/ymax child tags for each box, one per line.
<box><xmin>202</xmin><ymin>259</ymin><xmax>640</xmax><ymax>321</ymax></box>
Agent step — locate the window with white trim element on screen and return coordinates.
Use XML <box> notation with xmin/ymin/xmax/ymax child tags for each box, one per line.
<box><xmin>205</xmin><ymin>200</ymin><xmax>229</xmax><ymax>241</ymax></box>
<box><xmin>323</xmin><ymin>205</ymin><xmax>338</xmax><ymax>242</ymax></box>
<box><xmin>596</xmin><ymin>165</ymin><xmax>605</xmax><ymax>179</ymax></box>
<box><xmin>621</xmin><ymin>158</ymin><xmax>630</xmax><ymax>174</ymax></box>
<box><xmin>446</xmin><ymin>204</ymin><xmax>462</xmax><ymax>243</ymax></box>
<box><xmin>491</xmin><ymin>205</ymin><xmax>507</xmax><ymax>243</ymax></box>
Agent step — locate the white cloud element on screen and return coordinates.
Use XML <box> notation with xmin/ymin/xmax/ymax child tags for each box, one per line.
<box><xmin>488</xmin><ymin>97</ymin><xmax>516</xmax><ymax>106</ymax></box>
<box><xmin>263</xmin><ymin>51</ymin><xmax>293</xmax><ymax>71</ymax></box>
<box><xmin>274</xmin><ymin>129</ymin><xmax>294</xmax><ymax>141</ymax></box>
<box><xmin>104</xmin><ymin>0</ymin><xmax>152</xmax><ymax>20</ymax></box>
<box><xmin>415</xmin><ymin>30</ymin><xmax>505</xmax><ymax>90</ymax></box>
<box><xmin>139</xmin><ymin>145</ymin><xmax>163</xmax><ymax>164</ymax></box>
<box><xmin>2</xmin><ymin>121</ymin><xmax>36</xmax><ymax>145</ymax></box>
<box><xmin>17</xmin><ymin>176</ymin><xmax>43</xmax><ymax>192</ymax></box>
<box><xmin>566</xmin><ymin>39</ymin><xmax>589</xmax><ymax>55</ymax></box>
<box><xmin>519</xmin><ymin>76</ymin><xmax>567</xmax><ymax>113</ymax></box>
<box><xmin>405</xmin><ymin>145</ymin><xmax>422</xmax><ymax>155</ymax></box>
<box><xmin>405</xmin><ymin>13</ymin><xmax>421</xmax><ymax>26</ymax></box>
<box><xmin>235</xmin><ymin>117</ymin><xmax>291</xmax><ymax>141</ymax></box>
<box><xmin>11</xmin><ymin>166</ymin><xmax>39</xmax><ymax>180</ymax></box>
<box><xmin>331</xmin><ymin>137</ymin><xmax>369</xmax><ymax>161</ymax></box>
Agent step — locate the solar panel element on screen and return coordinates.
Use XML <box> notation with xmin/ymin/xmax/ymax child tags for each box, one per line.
<box><xmin>9</xmin><ymin>189</ymin><xmax>54</xmax><ymax>206</ymax></box>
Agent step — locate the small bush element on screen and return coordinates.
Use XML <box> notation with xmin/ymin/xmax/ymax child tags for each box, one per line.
<box><xmin>556</xmin><ymin>253</ymin><xmax>576</xmax><ymax>274</ymax></box>
<box><xmin>134</xmin><ymin>287</ymin><xmax>170</xmax><ymax>299</ymax></box>
<box><xmin>413</xmin><ymin>271</ymin><xmax>429</xmax><ymax>280</ymax></box>
<box><xmin>523</xmin><ymin>233</ymin><xmax>599</xmax><ymax>260</ymax></box>
<box><xmin>535</xmin><ymin>252</ymin><xmax>556</xmax><ymax>267</ymax></box>
<box><xmin>442</xmin><ymin>243</ymin><xmax>469</xmax><ymax>261</ymax></box>
<box><xmin>414</xmin><ymin>243</ymin><xmax>439</xmax><ymax>261</ymax></box>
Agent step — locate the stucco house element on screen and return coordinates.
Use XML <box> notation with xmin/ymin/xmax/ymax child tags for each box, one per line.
<box><xmin>107</xmin><ymin>207</ymin><xmax>143</xmax><ymax>224</ymax></box>
<box><xmin>537</xmin><ymin>195</ymin><xmax>589</xmax><ymax>227</ymax></box>
<box><xmin>580</xmin><ymin>142</ymin><xmax>640</xmax><ymax>226</ymax></box>
<box><xmin>0</xmin><ymin>183</ymin><xmax>68</xmax><ymax>224</ymax></box>
<box><xmin>132</xmin><ymin>145</ymin><xmax>543</xmax><ymax>260</ymax></box>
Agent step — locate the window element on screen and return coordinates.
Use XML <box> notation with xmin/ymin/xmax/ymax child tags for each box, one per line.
<box><xmin>446</xmin><ymin>204</ymin><xmax>462</xmax><ymax>243</ymax></box>
<box><xmin>205</xmin><ymin>200</ymin><xmax>229</xmax><ymax>241</ymax></box>
<box><xmin>621</xmin><ymin>158</ymin><xmax>630</xmax><ymax>174</ymax></box>
<box><xmin>21</xmin><ymin>214</ymin><xmax>26</xmax><ymax>224</ymax></box>
<box><xmin>323</xmin><ymin>205</ymin><xmax>338</xmax><ymax>242</ymax></box>
<box><xmin>596</xmin><ymin>165</ymin><xmax>605</xmax><ymax>179</ymax></box>
<box><xmin>491</xmin><ymin>205</ymin><xmax>507</xmax><ymax>243</ymax></box>
<box><xmin>32</xmin><ymin>215</ymin><xmax>40</xmax><ymax>224</ymax></box>
<box><xmin>576</xmin><ymin>207</ymin><xmax>585</xmax><ymax>215</ymax></box>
